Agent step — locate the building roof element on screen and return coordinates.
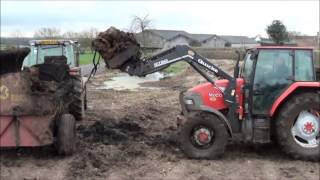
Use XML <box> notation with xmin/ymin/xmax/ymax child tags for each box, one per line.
<box><xmin>188</xmin><ymin>34</ymin><xmax>215</xmax><ymax>42</ymax></box>
<box><xmin>138</xmin><ymin>29</ymin><xmax>258</xmax><ymax>45</ymax></box>
<box><xmin>219</xmin><ymin>35</ymin><xmax>257</xmax><ymax>44</ymax></box>
<box><xmin>146</xmin><ymin>29</ymin><xmax>190</xmax><ymax>40</ymax></box>
<box><xmin>133</xmin><ymin>33</ymin><xmax>163</xmax><ymax>48</ymax></box>
<box><xmin>146</xmin><ymin>30</ymin><xmax>217</xmax><ymax>42</ymax></box>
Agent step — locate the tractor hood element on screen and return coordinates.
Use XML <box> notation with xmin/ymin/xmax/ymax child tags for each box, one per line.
<box><xmin>185</xmin><ymin>78</ymin><xmax>244</xmax><ymax>111</ymax></box>
<box><xmin>187</xmin><ymin>81</ymin><xmax>228</xmax><ymax>110</ymax></box>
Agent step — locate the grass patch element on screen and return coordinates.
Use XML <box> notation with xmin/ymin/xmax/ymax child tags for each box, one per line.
<box><xmin>162</xmin><ymin>61</ymin><xmax>189</xmax><ymax>74</ymax></box>
<box><xmin>79</xmin><ymin>52</ymin><xmax>95</xmax><ymax>65</ymax></box>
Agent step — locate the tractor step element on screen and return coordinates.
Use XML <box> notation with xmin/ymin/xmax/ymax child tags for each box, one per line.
<box><xmin>253</xmin><ymin>118</ymin><xmax>270</xmax><ymax>144</ymax></box>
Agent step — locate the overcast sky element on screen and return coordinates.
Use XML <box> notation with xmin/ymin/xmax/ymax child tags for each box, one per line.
<box><xmin>1</xmin><ymin>0</ymin><xmax>319</xmax><ymax>37</ymax></box>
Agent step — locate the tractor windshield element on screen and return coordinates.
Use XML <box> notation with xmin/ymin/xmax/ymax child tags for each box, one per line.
<box><xmin>23</xmin><ymin>43</ymin><xmax>78</xmax><ymax>68</ymax></box>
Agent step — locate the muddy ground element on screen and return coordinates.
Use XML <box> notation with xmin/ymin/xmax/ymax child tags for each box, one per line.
<box><xmin>1</xmin><ymin>60</ymin><xmax>319</xmax><ymax>180</ymax></box>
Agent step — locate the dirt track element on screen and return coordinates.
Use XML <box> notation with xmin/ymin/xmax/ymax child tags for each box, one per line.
<box><xmin>1</xmin><ymin>60</ymin><xmax>319</xmax><ymax>180</ymax></box>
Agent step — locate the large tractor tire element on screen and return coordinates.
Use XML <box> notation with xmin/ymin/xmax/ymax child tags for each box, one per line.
<box><xmin>275</xmin><ymin>92</ymin><xmax>320</xmax><ymax>161</ymax></box>
<box><xmin>179</xmin><ymin>111</ymin><xmax>229</xmax><ymax>159</ymax></box>
<box><xmin>70</xmin><ymin>75</ymin><xmax>86</xmax><ymax>121</ymax></box>
<box><xmin>56</xmin><ymin>114</ymin><xmax>76</xmax><ymax>155</ymax></box>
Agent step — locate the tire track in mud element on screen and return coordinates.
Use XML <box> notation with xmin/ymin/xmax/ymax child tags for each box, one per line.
<box><xmin>67</xmin><ymin>102</ymin><xmax>180</xmax><ymax>179</ymax></box>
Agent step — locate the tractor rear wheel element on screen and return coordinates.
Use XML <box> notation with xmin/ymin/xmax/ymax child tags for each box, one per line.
<box><xmin>70</xmin><ymin>75</ymin><xmax>86</xmax><ymax>121</ymax></box>
<box><xmin>179</xmin><ymin>111</ymin><xmax>228</xmax><ymax>159</ymax></box>
<box><xmin>275</xmin><ymin>92</ymin><xmax>320</xmax><ymax>161</ymax></box>
<box><xmin>56</xmin><ymin>114</ymin><xmax>76</xmax><ymax>155</ymax></box>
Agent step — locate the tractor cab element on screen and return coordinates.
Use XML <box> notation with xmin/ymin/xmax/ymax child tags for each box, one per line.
<box><xmin>241</xmin><ymin>46</ymin><xmax>316</xmax><ymax>116</ymax></box>
<box><xmin>23</xmin><ymin>40</ymin><xmax>80</xmax><ymax>68</ymax></box>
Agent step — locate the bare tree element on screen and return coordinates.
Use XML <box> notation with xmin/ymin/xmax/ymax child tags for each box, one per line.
<box><xmin>10</xmin><ymin>30</ymin><xmax>24</xmax><ymax>38</ymax></box>
<box><xmin>78</xmin><ymin>27</ymin><xmax>99</xmax><ymax>52</ymax></box>
<box><xmin>80</xmin><ymin>28</ymin><xmax>99</xmax><ymax>39</ymax></box>
<box><xmin>129</xmin><ymin>14</ymin><xmax>152</xmax><ymax>33</ymax></box>
<box><xmin>10</xmin><ymin>30</ymin><xmax>25</xmax><ymax>47</ymax></box>
<box><xmin>34</xmin><ymin>27</ymin><xmax>61</xmax><ymax>39</ymax></box>
<box><xmin>129</xmin><ymin>14</ymin><xmax>153</xmax><ymax>47</ymax></box>
<box><xmin>63</xmin><ymin>31</ymin><xmax>80</xmax><ymax>39</ymax></box>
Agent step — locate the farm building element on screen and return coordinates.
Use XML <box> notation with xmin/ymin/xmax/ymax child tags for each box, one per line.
<box><xmin>290</xmin><ymin>35</ymin><xmax>319</xmax><ymax>48</ymax></box>
<box><xmin>254</xmin><ymin>33</ymin><xmax>320</xmax><ymax>48</ymax></box>
<box><xmin>134</xmin><ymin>29</ymin><xmax>258</xmax><ymax>49</ymax></box>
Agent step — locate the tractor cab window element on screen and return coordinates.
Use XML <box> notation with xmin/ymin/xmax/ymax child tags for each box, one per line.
<box><xmin>242</xmin><ymin>52</ymin><xmax>254</xmax><ymax>83</ymax></box>
<box><xmin>252</xmin><ymin>49</ymin><xmax>293</xmax><ymax>115</ymax></box>
<box><xmin>23</xmin><ymin>43</ymin><xmax>76</xmax><ymax>68</ymax></box>
<box><xmin>295</xmin><ymin>50</ymin><xmax>314</xmax><ymax>81</ymax></box>
<box><xmin>38</xmin><ymin>44</ymin><xmax>70</xmax><ymax>63</ymax></box>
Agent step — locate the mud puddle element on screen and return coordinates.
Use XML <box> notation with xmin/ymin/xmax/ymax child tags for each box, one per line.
<box><xmin>96</xmin><ymin>72</ymin><xmax>171</xmax><ymax>90</ymax></box>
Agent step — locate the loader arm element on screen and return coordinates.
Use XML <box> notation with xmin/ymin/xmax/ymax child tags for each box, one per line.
<box><xmin>123</xmin><ymin>45</ymin><xmax>239</xmax><ymax>121</ymax></box>
<box><xmin>124</xmin><ymin>45</ymin><xmax>233</xmax><ymax>82</ymax></box>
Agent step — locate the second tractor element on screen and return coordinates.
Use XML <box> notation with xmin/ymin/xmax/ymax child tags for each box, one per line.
<box><xmin>101</xmin><ymin>44</ymin><xmax>320</xmax><ymax>161</ymax></box>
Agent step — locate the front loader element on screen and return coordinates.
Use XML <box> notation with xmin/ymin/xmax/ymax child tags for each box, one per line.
<box><xmin>93</xmin><ymin>32</ymin><xmax>319</xmax><ymax>161</ymax></box>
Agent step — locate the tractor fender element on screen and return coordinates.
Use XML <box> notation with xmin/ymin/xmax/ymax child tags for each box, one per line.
<box><xmin>198</xmin><ymin>105</ymin><xmax>233</xmax><ymax>136</ymax></box>
<box><xmin>269</xmin><ymin>82</ymin><xmax>320</xmax><ymax>117</ymax></box>
<box><xmin>179</xmin><ymin>91</ymin><xmax>233</xmax><ymax>136</ymax></box>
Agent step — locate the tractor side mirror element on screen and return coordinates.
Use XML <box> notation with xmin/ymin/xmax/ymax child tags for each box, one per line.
<box><xmin>250</xmin><ymin>50</ymin><xmax>258</xmax><ymax>60</ymax></box>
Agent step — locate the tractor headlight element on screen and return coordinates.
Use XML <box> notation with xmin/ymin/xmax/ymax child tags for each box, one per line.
<box><xmin>184</xmin><ymin>99</ymin><xmax>194</xmax><ymax>105</ymax></box>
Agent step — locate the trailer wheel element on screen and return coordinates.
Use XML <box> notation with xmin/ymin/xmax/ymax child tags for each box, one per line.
<box><xmin>276</xmin><ymin>92</ymin><xmax>320</xmax><ymax>161</ymax></box>
<box><xmin>56</xmin><ymin>114</ymin><xmax>76</xmax><ymax>155</ymax></box>
<box><xmin>179</xmin><ymin>111</ymin><xmax>228</xmax><ymax>159</ymax></box>
<box><xmin>70</xmin><ymin>75</ymin><xmax>85</xmax><ymax>121</ymax></box>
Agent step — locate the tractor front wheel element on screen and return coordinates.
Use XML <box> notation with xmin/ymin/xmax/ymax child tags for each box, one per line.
<box><xmin>179</xmin><ymin>111</ymin><xmax>228</xmax><ymax>159</ymax></box>
<box><xmin>276</xmin><ymin>92</ymin><xmax>320</xmax><ymax>161</ymax></box>
<box><xmin>56</xmin><ymin>114</ymin><xmax>76</xmax><ymax>155</ymax></box>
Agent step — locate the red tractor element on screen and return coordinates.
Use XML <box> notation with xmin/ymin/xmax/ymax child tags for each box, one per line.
<box><xmin>98</xmin><ymin>44</ymin><xmax>319</xmax><ymax>161</ymax></box>
<box><xmin>177</xmin><ymin>46</ymin><xmax>320</xmax><ymax>161</ymax></box>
